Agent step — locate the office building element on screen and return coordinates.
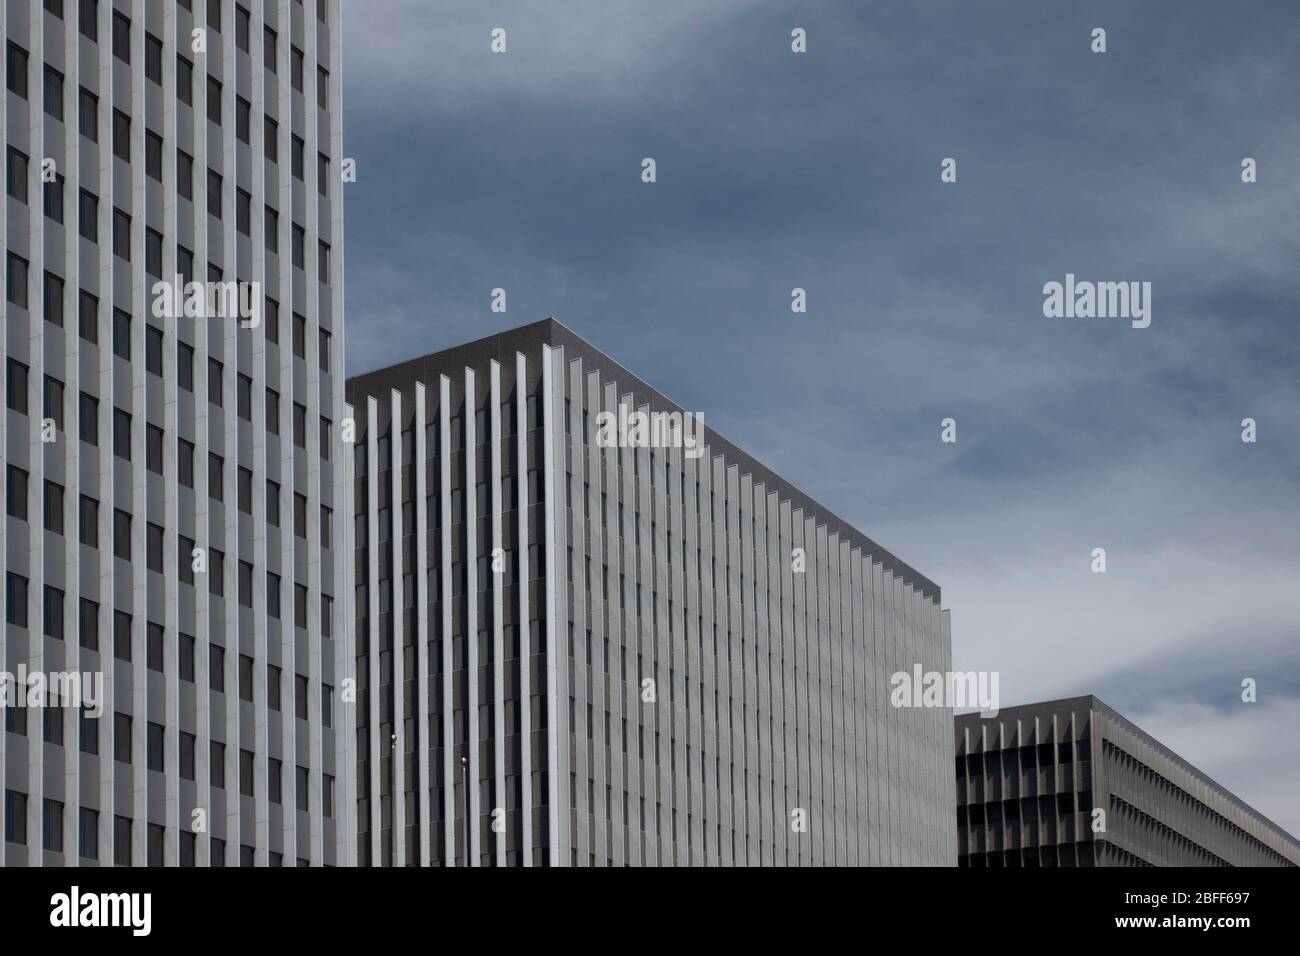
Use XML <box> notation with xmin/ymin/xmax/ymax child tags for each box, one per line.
<box><xmin>2</xmin><ymin>0</ymin><xmax>349</xmax><ymax>866</ymax></box>
<box><xmin>955</xmin><ymin>696</ymin><xmax>1300</xmax><ymax>866</ymax></box>
<box><xmin>347</xmin><ymin>318</ymin><xmax>955</xmax><ymax>866</ymax></box>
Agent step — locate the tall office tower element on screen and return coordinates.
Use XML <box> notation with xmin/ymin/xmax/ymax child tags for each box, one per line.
<box><xmin>955</xmin><ymin>696</ymin><xmax>1300</xmax><ymax>866</ymax></box>
<box><xmin>347</xmin><ymin>318</ymin><xmax>955</xmax><ymax>866</ymax></box>
<box><xmin>1</xmin><ymin>1</ymin><xmax>348</xmax><ymax>866</ymax></box>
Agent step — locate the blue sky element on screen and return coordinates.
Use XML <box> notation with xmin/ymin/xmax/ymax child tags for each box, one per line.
<box><xmin>342</xmin><ymin>1</ymin><xmax>1300</xmax><ymax>837</ymax></box>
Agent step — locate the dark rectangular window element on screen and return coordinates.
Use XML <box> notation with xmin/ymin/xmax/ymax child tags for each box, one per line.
<box><xmin>5</xmin><ymin>791</ymin><xmax>27</xmax><ymax>845</ymax></box>
<box><xmin>78</xmin><ymin>189</ymin><xmax>97</xmax><ymax>241</ymax></box>
<box><xmin>265</xmin><ymin>297</ymin><xmax>279</xmax><ymax>341</ymax></box>
<box><xmin>266</xmin><ymin>28</ymin><xmax>279</xmax><ymax>72</ymax></box>
<box><xmin>79</xmin><ymin>392</ymin><xmax>98</xmax><ymax>446</ymax></box>
<box><xmin>44</xmin><ymin>586</ymin><xmax>64</xmax><ymax>640</ymax></box>
<box><xmin>6</xmin><ymin>466</ymin><xmax>27</xmax><ymax>521</ymax></box>
<box><xmin>264</xmin><ymin>206</ymin><xmax>279</xmax><ymax>253</ymax></box>
<box><xmin>79</xmin><ymin>290</ymin><xmax>98</xmax><ymax>342</ymax></box>
<box><xmin>181</xmin><ymin>733</ymin><xmax>196</xmax><ymax>779</ymax></box>
<box><xmin>112</xmin><ymin>12</ymin><xmax>130</xmax><ymax>63</ymax></box>
<box><xmin>6</xmin><ymin>359</ymin><xmax>28</xmax><ymax>414</ymax></box>
<box><xmin>235</xmin><ymin>6</ymin><xmax>250</xmax><ymax>52</ymax></box>
<box><xmin>6</xmin><ymin>146</ymin><xmax>27</xmax><ymax>203</ymax></box>
<box><xmin>146</xmin><ymin>34</ymin><xmax>162</xmax><ymax>83</ymax></box>
<box><xmin>179</xmin><ymin>439</ymin><xmax>194</xmax><ymax>488</ymax></box>
<box><xmin>318</xmin><ymin>153</ymin><xmax>329</xmax><ymax>196</ymax></box>
<box><xmin>147</xmin><ymin>722</ymin><xmax>164</xmax><ymax>772</ymax></box>
<box><xmin>178</xmin><ymin>341</ymin><xmax>194</xmax><ymax>391</ymax></box>
<box><xmin>112</xmin><ymin>109</ymin><xmax>130</xmax><ymax>162</ymax></box>
<box><xmin>79</xmin><ymin>87</ymin><xmax>97</xmax><ymax>141</ymax></box>
<box><xmin>237</xmin><ymin>467</ymin><xmax>252</xmax><ymax>514</ymax></box>
<box><xmin>112</xmin><ymin>407</ymin><xmax>131</xmax><ymax>460</ymax></box>
<box><xmin>237</xmin><ymin>188</ymin><xmax>250</xmax><ymax>235</ymax></box>
<box><xmin>43</xmin><ymin>174</ymin><xmax>64</xmax><ymax>224</ymax></box>
<box><xmin>291</xmin><ymin>135</ymin><xmax>304</xmax><ymax>179</ymax></box>
<box><xmin>45</xmin><ymin>479</ymin><xmax>64</xmax><ymax>534</ymax></box>
<box><xmin>114</xmin><ymin>816</ymin><xmax>131</xmax><ymax>866</ymax></box>
<box><xmin>112</xmin><ymin>208</ymin><xmax>131</xmax><ymax>260</ymax></box>
<box><xmin>44</xmin><ymin>376</ymin><xmax>64</xmax><ymax>431</ymax></box>
<box><xmin>208</xmin><ymin>357</ymin><xmax>223</xmax><ymax>406</ymax></box>
<box><xmin>211</xmin><ymin>742</ymin><xmax>225</xmax><ymax>790</ymax></box>
<box><xmin>113</xmin><ymin>712</ymin><xmax>131</xmax><ymax>764</ymax></box>
<box><xmin>236</xmin><ymin>96</ymin><xmax>250</xmax><ymax>142</ymax></box>
<box><xmin>78</xmin><ymin>600</ymin><xmax>97</xmax><ymax>651</ymax></box>
<box><xmin>43</xmin><ymin>799</ymin><xmax>63</xmax><ymax>852</ymax></box>
<box><xmin>146</xmin><ymin>131</ymin><xmax>162</xmax><ymax>181</ymax></box>
<box><xmin>43</xmin><ymin>271</ymin><xmax>64</xmax><ymax>327</ymax></box>
<box><xmin>146</xmin><ymin>424</ymin><xmax>163</xmax><ymax>474</ymax></box>
<box><xmin>79</xmin><ymin>0</ymin><xmax>97</xmax><ymax>41</ymax></box>
<box><xmin>145</xmin><ymin>325</ymin><xmax>164</xmax><ymax>377</ymax></box>
<box><xmin>177</xmin><ymin>55</ymin><xmax>192</xmax><ymax>105</ymax></box>
<box><xmin>207</xmin><ymin>76</ymin><xmax>222</xmax><ymax>124</ymax></box>
<box><xmin>44</xmin><ymin>66</ymin><xmax>63</xmax><ymax>121</ymax></box>
<box><xmin>6</xmin><ymin>43</ymin><xmax>28</xmax><ymax>99</ymax></box>
<box><xmin>79</xmin><ymin>495</ymin><xmax>98</xmax><ymax>547</ymax></box>
<box><xmin>293</xmin><ymin>403</ymin><xmax>306</xmax><ymax>448</ymax></box>
<box><xmin>207</xmin><ymin>169</ymin><xmax>222</xmax><ymax>218</ymax></box>
<box><xmin>180</xmin><ymin>634</ymin><xmax>195</xmax><ymax>682</ymax></box>
<box><xmin>210</xmin><ymin>645</ymin><xmax>225</xmax><ymax>692</ymax></box>
<box><xmin>6</xmin><ymin>573</ymin><xmax>28</xmax><ymax>628</ymax></box>
<box><xmin>146</xmin><ymin>228</ymin><xmax>163</xmax><ymax>278</ymax></box>
<box><xmin>237</xmin><ymin>374</ymin><xmax>252</xmax><ymax>420</ymax></box>
<box><xmin>209</xmin><ymin>453</ymin><xmax>223</xmax><ymax>502</ymax></box>
<box><xmin>113</xmin><ymin>611</ymin><xmax>130</xmax><ymax>662</ymax></box>
<box><xmin>147</xmin><ymin>524</ymin><xmax>164</xmax><ymax>574</ymax></box>
<box><xmin>317</xmin><ymin>67</ymin><xmax>328</xmax><ymax>110</ymax></box>
<box><xmin>113</xmin><ymin>509</ymin><xmax>130</xmax><ymax>560</ymax></box>
<box><xmin>177</xmin><ymin>150</ymin><xmax>193</xmax><ymax>200</ymax></box>
<box><xmin>113</xmin><ymin>308</ymin><xmax>130</xmax><ymax>360</ymax></box>
<box><xmin>264</xmin><ymin>116</ymin><xmax>278</xmax><ymax>162</ymax></box>
<box><xmin>240</xmin><ymin>749</ymin><xmax>255</xmax><ymax>797</ymax></box>
<box><xmin>6</xmin><ymin>253</ymin><xmax>28</xmax><ymax>308</ymax></box>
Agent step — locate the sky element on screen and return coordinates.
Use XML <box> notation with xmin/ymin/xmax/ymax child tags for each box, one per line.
<box><xmin>341</xmin><ymin>1</ymin><xmax>1300</xmax><ymax>839</ymax></box>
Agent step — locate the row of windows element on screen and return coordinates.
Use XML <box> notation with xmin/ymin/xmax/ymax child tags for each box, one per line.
<box><xmin>4</xmin><ymin>160</ymin><xmax>332</xmax><ymax>286</ymax></box>
<box><xmin>0</xmin><ymin>261</ymin><xmax>333</xmax><ymax>375</ymax></box>
<box><xmin>5</xmin><ymin>569</ymin><xmax>334</xmax><ymax>639</ymax></box>
<box><xmin>4</xmin><ymin>776</ymin><xmax>333</xmax><ymax>862</ymax></box>
<box><xmin>956</xmin><ymin>740</ymin><xmax>1093</xmax><ymax>774</ymax></box>
<box><xmin>21</xmin><ymin>1</ymin><xmax>329</xmax><ymax>110</ymax></box>
<box><xmin>6</xmin><ymin>554</ymin><xmax>330</xmax><ymax>634</ymax></box>
<box><xmin>7</xmin><ymin>461</ymin><xmax>331</xmax><ymax>559</ymax></box>
<box><xmin>958</xmin><ymin>792</ymin><xmax>1095</xmax><ymax>826</ymax></box>
<box><xmin>7</xmin><ymin>363</ymin><xmax>330</xmax><ymax>466</ymax></box>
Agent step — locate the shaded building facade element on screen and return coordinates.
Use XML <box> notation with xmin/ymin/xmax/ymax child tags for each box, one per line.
<box><xmin>347</xmin><ymin>318</ymin><xmax>956</xmax><ymax>866</ymax></box>
<box><xmin>3</xmin><ymin>0</ymin><xmax>349</xmax><ymax>866</ymax></box>
<box><xmin>955</xmin><ymin>696</ymin><xmax>1300</xmax><ymax>866</ymax></box>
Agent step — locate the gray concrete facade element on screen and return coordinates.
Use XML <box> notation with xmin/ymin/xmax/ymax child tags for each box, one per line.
<box><xmin>2</xmin><ymin>0</ymin><xmax>348</xmax><ymax>866</ymax></box>
<box><xmin>347</xmin><ymin>318</ymin><xmax>956</xmax><ymax>866</ymax></box>
<box><xmin>956</xmin><ymin>696</ymin><xmax>1300</xmax><ymax>866</ymax></box>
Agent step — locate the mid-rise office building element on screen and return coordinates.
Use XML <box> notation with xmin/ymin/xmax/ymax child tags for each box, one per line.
<box><xmin>2</xmin><ymin>0</ymin><xmax>348</xmax><ymax>866</ymax></box>
<box><xmin>955</xmin><ymin>696</ymin><xmax>1300</xmax><ymax>866</ymax></box>
<box><xmin>347</xmin><ymin>318</ymin><xmax>955</xmax><ymax>866</ymax></box>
